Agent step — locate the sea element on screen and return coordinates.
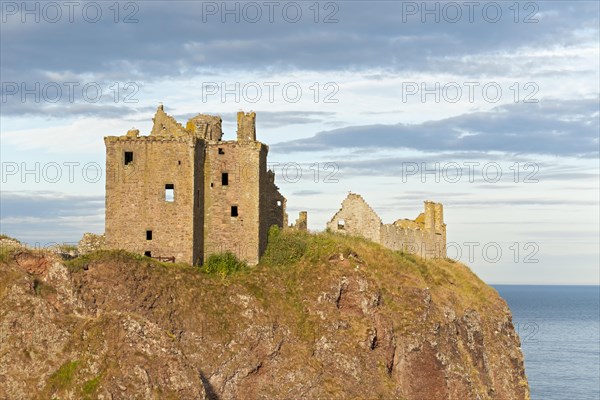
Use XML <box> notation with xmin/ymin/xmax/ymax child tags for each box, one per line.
<box><xmin>493</xmin><ymin>285</ymin><xmax>600</xmax><ymax>400</ymax></box>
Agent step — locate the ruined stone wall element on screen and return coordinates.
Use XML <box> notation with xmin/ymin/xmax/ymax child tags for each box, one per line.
<box><xmin>262</xmin><ymin>170</ymin><xmax>287</xmax><ymax>239</ymax></box>
<box><xmin>380</xmin><ymin>223</ymin><xmax>424</xmax><ymax>254</ymax></box>
<box><xmin>290</xmin><ymin>211</ymin><xmax>308</xmax><ymax>231</ymax></box>
<box><xmin>150</xmin><ymin>105</ymin><xmax>188</xmax><ymax>137</ymax></box>
<box><xmin>380</xmin><ymin>223</ymin><xmax>445</xmax><ymax>258</ymax></box>
<box><xmin>326</xmin><ymin>194</ymin><xmax>382</xmax><ymax>243</ymax></box>
<box><xmin>105</xmin><ymin>135</ymin><xmax>200</xmax><ymax>264</ymax></box>
<box><xmin>186</xmin><ymin>114</ymin><xmax>223</xmax><ymax>141</ymax></box>
<box><xmin>327</xmin><ymin>193</ymin><xmax>447</xmax><ymax>259</ymax></box>
<box><xmin>382</xmin><ymin>202</ymin><xmax>446</xmax><ymax>258</ymax></box>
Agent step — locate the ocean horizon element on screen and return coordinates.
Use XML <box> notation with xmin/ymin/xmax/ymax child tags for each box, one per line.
<box><xmin>494</xmin><ymin>285</ymin><xmax>600</xmax><ymax>400</ymax></box>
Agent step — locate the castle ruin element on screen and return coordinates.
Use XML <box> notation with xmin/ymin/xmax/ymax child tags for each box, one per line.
<box><xmin>104</xmin><ymin>106</ymin><xmax>286</xmax><ymax>265</ymax></box>
<box><xmin>326</xmin><ymin>193</ymin><xmax>446</xmax><ymax>258</ymax></box>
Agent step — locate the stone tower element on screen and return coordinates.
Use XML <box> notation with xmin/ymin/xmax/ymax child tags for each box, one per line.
<box><xmin>104</xmin><ymin>106</ymin><xmax>286</xmax><ymax>265</ymax></box>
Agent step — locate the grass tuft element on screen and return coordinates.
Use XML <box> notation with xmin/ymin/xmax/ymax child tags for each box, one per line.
<box><xmin>260</xmin><ymin>225</ymin><xmax>309</xmax><ymax>266</ymax></box>
<box><xmin>202</xmin><ymin>252</ymin><xmax>247</xmax><ymax>278</ymax></box>
<box><xmin>82</xmin><ymin>373</ymin><xmax>102</xmax><ymax>396</ymax></box>
<box><xmin>47</xmin><ymin>360</ymin><xmax>79</xmax><ymax>393</ymax></box>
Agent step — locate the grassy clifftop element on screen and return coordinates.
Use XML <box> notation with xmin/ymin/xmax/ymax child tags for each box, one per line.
<box><xmin>0</xmin><ymin>229</ymin><xmax>529</xmax><ymax>399</ymax></box>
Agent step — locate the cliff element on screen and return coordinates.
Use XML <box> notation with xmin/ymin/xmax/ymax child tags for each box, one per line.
<box><xmin>0</xmin><ymin>230</ymin><xmax>529</xmax><ymax>399</ymax></box>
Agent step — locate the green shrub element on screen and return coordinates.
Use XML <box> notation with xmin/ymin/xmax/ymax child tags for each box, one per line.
<box><xmin>202</xmin><ymin>252</ymin><xmax>246</xmax><ymax>277</ymax></box>
<box><xmin>260</xmin><ymin>226</ymin><xmax>309</xmax><ymax>266</ymax></box>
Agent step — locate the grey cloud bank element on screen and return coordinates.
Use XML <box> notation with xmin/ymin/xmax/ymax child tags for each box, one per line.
<box><xmin>272</xmin><ymin>99</ymin><xmax>599</xmax><ymax>157</ymax></box>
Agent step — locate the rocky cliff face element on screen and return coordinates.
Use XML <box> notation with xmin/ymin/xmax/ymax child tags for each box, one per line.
<box><xmin>0</xmin><ymin>232</ymin><xmax>529</xmax><ymax>399</ymax></box>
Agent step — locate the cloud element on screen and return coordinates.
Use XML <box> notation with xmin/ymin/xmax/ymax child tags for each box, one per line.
<box><xmin>0</xmin><ymin>191</ymin><xmax>104</xmax><ymax>244</ymax></box>
<box><xmin>272</xmin><ymin>98</ymin><xmax>600</xmax><ymax>157</ymax></box>
<box><xmin>444</xmin><ymin>198</ymin><xmax>598</xmax><ymax>207</ymax></box>
<box><xmin>0</xmin><ymin>100</ymin><xmax>155</xmax><ymax>118</ymax></box>
<box><xmin>291</xmin><ymin>190</ymin><xmax>323</xmax><ymax>196</ymax></box>
<box><xmin>1</xmin><ymin>1</ymin><xmax>597</xmax><ymax>81</ymax></box>
<box><xmin>173</xmin><ymin>110</ymin><xmax>335</xmax><ymax>129</ymax></box>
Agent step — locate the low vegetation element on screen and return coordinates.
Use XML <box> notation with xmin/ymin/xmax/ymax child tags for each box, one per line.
<box><xmin>202</xmin><ymin>251</ymin><xmax>247</xmax><ymax>277</ymax></box>
<box><xmin>46</xmin><ymin>360</ymin><xmax>79</xmax><ymax>393</ymax></box>
<box><xmin>64</xmin><ymin>249</ymin><xmax>146</xmax><ymax>272</ymax></box>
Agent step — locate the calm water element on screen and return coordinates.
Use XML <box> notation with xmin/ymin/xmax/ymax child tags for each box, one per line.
<box><xmin>494</xmin><ymin>285</ymin><xmax>600</xmax><ymax>400</ymax></box>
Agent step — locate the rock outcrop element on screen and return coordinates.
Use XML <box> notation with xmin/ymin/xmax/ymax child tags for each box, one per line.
<box><xmin>0</xmin><ymin>231</ymin><xmax>529</xmax><ymax>399</ymax></box>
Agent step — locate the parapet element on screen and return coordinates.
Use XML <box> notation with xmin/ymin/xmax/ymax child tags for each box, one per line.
<box><xmin>237</xmin><ymin>111</ymin><xmax>256</xmax><ymax>141</ymax></box>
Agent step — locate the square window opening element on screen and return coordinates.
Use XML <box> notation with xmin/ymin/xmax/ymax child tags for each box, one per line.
<box><xmin>221</xmin><ymin>172</ymin><xmax>229</xmax><ymax>186</ymax></box>
<box><xmin>144</xmin><ymin>251</ymin><xmax>152</xmax><ymax>257</ymax></box>
<box><xmin>337</xmin><ymin>219</ymin><xmax>345</xmax><ymax>230</ymax></box>
<box><xmin>146</xmin><ymin>230</ymin><xmax>153</xmax><ymax>240</ymax></box>
<box><xmin>124</xmin><ymin>151</ymin><xmax>133</xmax><ymax>165</ymax></box>
<box><xmin>231</xmin><ymin>206</ymin><xmax>238</xmax><ymax>217</ymax></box>
<box><xmin>165</xmin><ymin>184</ymin><xmax>174</xmax><ymax>202</ymax></box>
<box><xmin>218</xmin><ymin>148</ymin><xmax>225</xmax><ymax>155</ymax></box>
<box><xmin>277</xmin><ymin>200</ymin><xmax>282</xmax><ymax>207</ymax></box>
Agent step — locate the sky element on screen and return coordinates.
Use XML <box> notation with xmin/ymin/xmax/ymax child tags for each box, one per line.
<box><xmin>0</xmin><ymin>0</ymin><xmax>598</xmax><ymax>284</ymax></box>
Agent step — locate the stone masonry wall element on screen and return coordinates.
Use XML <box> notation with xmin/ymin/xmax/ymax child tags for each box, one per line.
<box><xmin>105</xmin><ymin>106</ymin><xmax>288</xmax><ymax>266</ymax></box>
<box><xmin>327</xmin><ymin>193</ymin><xmax>447</xmax><ymax>259</ymax></box>
<box><xmin>261</xmin><ymin>169</ymin><xmax>287</xmax><ymax>249</ymax></box>
<box><xmin>104</xmin><ymin>135</ymin><xmax>200</xmax><ymax>264</ymax></box>
<box><xmin>289</xmin><ymin>211</ymin><xmax>308</xmax><ymax>231</ymax></box>
<box><xmin>203</xmin><ymin>141</ymin><xmax>263</xmax><ymax>264</ymax></box>
<box><xmin>326</xmin><ymin>194</ymin><xmax>382</xmax><ymax>243</ymax></box>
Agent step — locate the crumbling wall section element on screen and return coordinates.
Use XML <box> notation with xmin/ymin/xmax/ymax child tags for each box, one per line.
<box><xmin>327</xmin><ymin>193</ymin><xmax>446</xmax><ymax>259</ymax></box>
<box><xmin>289</xmin><ymin>211</ymin><xmax>308</xmax><ymax>231</ymax></box>
<box><xmin>326</xmin><ymin>193</ymin><xmax>382</xmax><ymax>243</ymax></box>
<box><xmin>261</xmin><ymin>168</ymin><xmax>287</xmax><ymax>251</ymax></box>
<box><xmin>186</xmin><ymin>114</ymin><xmax>223</xmax><ymax>141</ymax></box>
<box><xmin>149</xmin><ymin>105</ymin><xmax>188</xmax><ymax>136</ymax></box>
